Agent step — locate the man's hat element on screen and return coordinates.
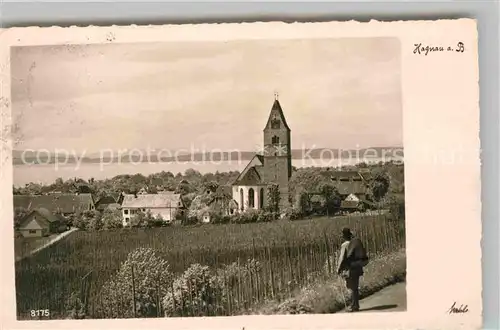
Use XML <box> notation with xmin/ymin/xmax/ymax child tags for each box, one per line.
<box><xmin>342</xmin><ymin>227</ymin><xmax>353</xmax><ymax>237</ymax></box>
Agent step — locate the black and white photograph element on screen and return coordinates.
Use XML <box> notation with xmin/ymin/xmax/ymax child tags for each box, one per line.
<box><xmin>0</xmin><ymin>19</ymin><xmax>482</xmax><ymax>330</ymax></box>
<box><xmin>11</xmin><ymin>36</ymin><xmax>406</xmax><ymax>320</ymax></box>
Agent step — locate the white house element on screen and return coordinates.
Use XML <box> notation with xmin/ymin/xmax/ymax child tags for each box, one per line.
<box><xmin>121</xmin><ymin>193</ymin><xmax>184</xmax><ymax>226</ymax></box>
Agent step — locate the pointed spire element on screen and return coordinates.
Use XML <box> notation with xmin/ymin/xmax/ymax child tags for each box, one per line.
<box><xmin>265</xmin><ymin>91</ymin><xmax>290</xmax><ymax>131</ymax></box>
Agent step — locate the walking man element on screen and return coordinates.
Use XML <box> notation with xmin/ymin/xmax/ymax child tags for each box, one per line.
<box><xmin>336</xmin><ymin>227</ymin><xmax>369</xmax><ymax>312</ymax></box>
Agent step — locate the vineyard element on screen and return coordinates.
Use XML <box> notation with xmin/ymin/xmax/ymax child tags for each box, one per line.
<box><xmin>15</xmin><ymin>214</ymin><xmax>405</xmax><ymax>319</ymax></box>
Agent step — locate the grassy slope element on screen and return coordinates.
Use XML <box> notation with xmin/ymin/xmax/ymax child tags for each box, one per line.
<box><xmin>257</xmin><ymin>249</ymin><xmax>406</xmax><ymax>314</ymax></box>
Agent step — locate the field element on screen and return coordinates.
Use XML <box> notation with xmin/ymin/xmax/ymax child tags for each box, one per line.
<box><xmin>15</xmin><ymin>214</ymin><xmax>405</xmax><ymax>319</ymax></box>
<box><xmin>14</xmin><ymin>234</ymin><xmax>59</xmax><ymax>260</ymax></box>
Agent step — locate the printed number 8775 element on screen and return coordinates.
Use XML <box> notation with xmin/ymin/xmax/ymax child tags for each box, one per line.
<box><xmin>30</xmin><ymin>309</ymin><xmax>50</xmax><ymax>317</ymax></box>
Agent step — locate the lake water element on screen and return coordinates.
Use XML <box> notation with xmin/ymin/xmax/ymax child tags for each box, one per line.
<box><xmin>13</xmin><ymin>157</ymin><xmax>395</xmax><ymax>186</ymax></box>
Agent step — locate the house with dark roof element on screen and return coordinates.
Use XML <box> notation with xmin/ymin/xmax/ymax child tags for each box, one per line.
<box><xmin>18</xmin><ymin>208</ymin><xmax>67</xmax><ymax>238</ymax></box>
<box><xmin>232</xmin><ymin>94</ymin><xmax>292</xmax><ymax>213</ymax></box>
<box><xmin>121</xmin><ymin>193</ymin><xmax>184</xmax><ymax>226</ymax></box>
<box><xmin>13</xmin><ymin>193</ymin><xmax>95</xmax><ymax>216</ymax></box>
<box><xmin>95</xmin><ymin>192</ymin><xmax>124</xmax><ymax>212</ymax></box>
<box><xmin>328</xmin><ymin>171</ymin><xmax>376</xmax><ymax>212</ymax></box>
<box><xmin>329</xmin><ymin>171</ymin><xmax>370</xmax><ymax>199</ymax></box>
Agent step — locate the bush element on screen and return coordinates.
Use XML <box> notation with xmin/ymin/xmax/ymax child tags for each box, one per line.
<box><xmin>97</xmin><ymin>247</ymin><xmax>172</xmax><ymax>318</ymax></box>
<box><xmin>231</xmin><ymin>209</ymin><xmax>260</xmax><ymax>224</ymax></box>
<box><xmin>283</xmin><ymin>207</ymin><xmax>303</xmax><ymax>221</ymax></box>
<box><xmin>257</xmin><ymin>210</ymin><xmax>275</xmax><ymax>223</ymax></box>
<box><xmin>182</xmin><ymin>215</ymin><xmax>199</xmax><ymax>226</ymax></box>
<box><xmin>101</xmin><ymin>208</ymin><xmax>123</xmax><ymax>230</ymax></box>
<box><xmin>163</xmin><ymin>263</ymin><xmax>226</xmax><ymax>317</ymax></box>
<box><xmin>211</xmin><ymin>214</ymin><xmax>231</xmax><ymax>225</ymax></box>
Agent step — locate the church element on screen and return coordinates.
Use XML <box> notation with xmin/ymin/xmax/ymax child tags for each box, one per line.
<box><xmin>231</xmin><ymin>94</ymin><xmax>292</xmax><ymax>212</ymax></box>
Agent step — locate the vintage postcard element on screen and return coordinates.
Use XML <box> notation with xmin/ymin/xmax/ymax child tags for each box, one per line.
<box><xmin>0</xmin><ymin>19</ymin><xmax>481</xmax><ymax>330</ymax></box>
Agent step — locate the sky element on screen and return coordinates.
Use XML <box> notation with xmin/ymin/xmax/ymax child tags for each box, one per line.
<box><xmin>11</xmin><ymin>37</ymin><xmax>402</xmax><ymax>154</ymax></box>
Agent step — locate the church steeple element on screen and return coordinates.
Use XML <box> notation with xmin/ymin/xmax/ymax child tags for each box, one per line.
<box><xmin>264</xmin><ymin>93</ymin><xmax>291</xmax><ymax>132</ymax></box>
<box><xmin>261</xmin><ymin>93</ymin><xmax>292</xmax><ymax>209</ymax></box>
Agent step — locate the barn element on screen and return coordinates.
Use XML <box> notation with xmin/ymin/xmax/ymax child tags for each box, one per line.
<box><xmin>18</xmin><ymin>208</ymin><xmax>67</xmax><ymax>238</ymax></box>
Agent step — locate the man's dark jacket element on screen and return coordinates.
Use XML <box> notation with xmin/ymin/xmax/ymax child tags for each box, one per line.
<box><xmin>344</xmin><ymin>237</ymin><xmax>369</xmax><ymax>275</ymax></box>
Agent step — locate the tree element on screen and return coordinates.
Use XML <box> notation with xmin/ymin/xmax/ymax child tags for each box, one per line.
<box><xmin>98</xmin><ymin>248</ymin><xmax>172</xmax><ymax>318</ymax></box>
<box><xmin>319</xmin><ymin>183</ymin><xmax>341</xmax><ymax>216</ymax></box>
<box><xmin>101</xmin><ymin>208</ymin><xmax>123</xmax><ymax>230</ymax></box>
<box><xmin>13</xmin><ymin>207</ymin><xmax>29</xmax><ymax>230</ymax></box>
<box><xmin>176</xmin><ymin>180</ymin><xmax>192</xmax><ymax>195</ymax></box>
<box><xmin>130</xmin><ymin>211</ymin><xmax>148</xmax><ymax>228</ymax></box>
<box><xmin>294</xmin><ymin>190</ymin><xmax>311</xmax><ymax>216</ymax></box>
<box><xmin>266</xmin><ymin>183</ymin><xmax>281</xmax><ymax>214</ymax></box>
<box><xmin>202</xmin><ymin>181</ymin><xmax>219</xmax><ymax>194</ymax></box>
<box><xmin>72</xmin><ymin>211</ymin><xmax>87</xmax><ymax>230</ymax></box>
<box><xmin>370</xmin><ymin>172</ymin><xmax>390</xmax><ymax>202</ymax></box>
<box><xmin>84</xmin><ymin>210</ymin><xmax>103</xmax><ymax>231</ymax></box>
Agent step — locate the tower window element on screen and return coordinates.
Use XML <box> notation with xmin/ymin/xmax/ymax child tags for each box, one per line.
<box><xmin>272</xmin><ymin>136</ymin><xmax>280</xmax><ymax>144</ymax></box>
<box><xmin>271</xmin><ymin>116</ymin><xmax>281</xmax><ymax>129</ymax></box>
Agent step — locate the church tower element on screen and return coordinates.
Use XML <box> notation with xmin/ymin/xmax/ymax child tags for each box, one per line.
<box><xmin>262</xmin><ymin>93</ymin><xmax>292</xmax><ymax>210</ymax></box>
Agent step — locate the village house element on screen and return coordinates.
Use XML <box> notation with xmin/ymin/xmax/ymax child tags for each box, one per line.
<box><xmin>95</xmin><ymin>192</ymin><xmax>124</xmax><ymax>212</ymax></box>
<box><xmin>232</xmin><ymin>94</ymin><xmax>292</xmax><ymax>213</ymax></box>
<box><xmin>199</xmin><ymin>186</ymin><xmax>239</xmax><ymax>223</ymax></box>
<box><xmin>18</xmin><ymin>208</ymin><xmax>67</xmax><ymax>238</ymax></box>
<box><xmin>121</xmin><ymin>192</ymin><xmax>184</xmax><ymax>226</ymax></box>
<box><xmin>329</xmin><ymin>170</ymin><xmax>375</xmax><ymax>211</ymax></box>
<box><xmin>13</xmin><ymin>193</ymin><xmax>95</xmax><ymax>216</ymax></box>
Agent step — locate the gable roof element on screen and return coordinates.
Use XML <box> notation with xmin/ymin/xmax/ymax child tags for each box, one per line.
<box><xmin>358</xmin><ymin>170</ymin><xmax>374</xmax><ymax>181</ymax></box>
<box><xmin>96</xmin><ymin>195</ymin><xmax>123</xmax><ymax>211</ymax></box>
<box><xmin>234</xmin><ymin>166</ymin><xmax>263</xmax><ymax>185</ymax></box>
<box><xmin>96</xmin><ymin>195</ymin><xmax>117</xmax><ymax>206</ymax></box>
<box><xmin>14</xmin><ymin>194</ymin><xmax>94</xmax><ymax>214</ymax></box>
<box><xmin>330</xmin><ymin>171</ymin><xmax>363</xmax><ymax>180</ymax></box>
<box><xmin>19</xmin><ymin>207</ymin><xmax>64</xmax><ymax>229</ymax></box>
<box><xmin>333</xmin><ymin>181</ymin><xmax>367</xmax><ymax>195</ymax></box>
<box><xmin>232</xmin><ymin>154</ymin><xmax>265</xmax><ymax>185</ymax></box>
<box><xmin>264</xmin><ymin>99</ymin><xmax>291</xmax><ymax>131</ymax></box>
<box><xmin>121</xmin><ymin>193</ymin><xmax>183</xmax><ymax>208</ymax></box>
<box><xmin>215</xmin><ymin>185</ymin><xmax>232</xmax><ymax>196</ymax></box>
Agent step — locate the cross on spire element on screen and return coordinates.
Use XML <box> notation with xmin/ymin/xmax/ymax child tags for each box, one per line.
<box><xmin>274</xmin><ymin>91</ymin><xmax>279</xmax><ymax>100</ymax></box>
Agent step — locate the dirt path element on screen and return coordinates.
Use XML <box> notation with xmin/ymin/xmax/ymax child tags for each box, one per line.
<box><xmin>16</xmin><ymin>227</ymin><xmax>78</xmax><ymax>262</ymax></box>
<box><xmin>342</xmin><ymin>282</ymin><xmax>407</xmax><ymax>313</ymax></box>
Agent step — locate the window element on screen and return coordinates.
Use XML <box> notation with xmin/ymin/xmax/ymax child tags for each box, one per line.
<box><xmin>260</xmin><ymin>188</ymin><xmax>264</xmax><ymax>209</ymax></box>
<box><xmin>124</xmin><ymin>209</ymin><xmax>129</xmax><ymax>215</ymax></box>
<box><xmin>230</xmin><ymin>209</ymin><xmax>234</xmax><ymax>215</ymax></box>
<box><xmin>29</xmin><ymin>230</ymin><xmax>37</xmax><ymax>234</ymax></box>
<box><xmin>248</xmin><ymin>188</ymin><xmax>255</xmax><ymax>208</ymax></box>
<box><xmin>240</xmin><ymin>188</ymin><xmax>244</xmax><ymax>211</ymax></box>
<box><xmin>272</xmin><ymin>136</ymin><xmax>280</xmax><ymax>145</ymax></box>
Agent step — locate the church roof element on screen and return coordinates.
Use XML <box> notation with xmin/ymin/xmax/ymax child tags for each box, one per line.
<box><xmin>232</xmin><ymin>154</ymin><xmax>265</xmax><ymax>185</ymax></box>
<box><xmin>233</xmin><ymin>166</ymin><xmax>263</xmax><ymax>185</ymax></box>
<box><xmin>264</xmin><ymin>99</ymin><xmax>291</xmax><ymax>131</ymax></box>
